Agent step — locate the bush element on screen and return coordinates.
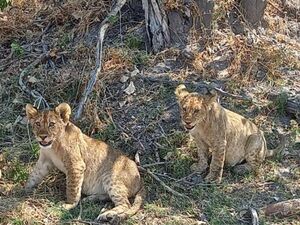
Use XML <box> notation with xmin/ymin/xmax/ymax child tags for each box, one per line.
<box><xmin>0</xmin><ymin>0</ymin><xmax>10</xmax><ymax>10</ymax></box>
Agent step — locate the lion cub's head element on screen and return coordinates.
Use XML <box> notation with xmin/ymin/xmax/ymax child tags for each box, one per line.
<box><xmin>175</xmin><ymin>84</ymin><xmax>217</xmax><ymax>130</ymax></box>
<box><xmin>26</xmin><ymin>103</ymin><xmax>71</xmax><ymax>148</ymax></box>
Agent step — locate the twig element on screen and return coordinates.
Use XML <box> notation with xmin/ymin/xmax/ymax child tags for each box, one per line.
<box><xmin>70</xmin><ymin>219</ymin><xmax>104</xmax><ymax>225</ymax></box>
<box><xmin>18</xmin><ymin>53</ymin><xmax>50</xmax><ymax>109</ymax></box>
<box><xmin>74</xmin><ymin>0</ymin><xmax>127</xmax><ymax>121</ymax></box>
<box><xmin>138</xmin><ymin>166</ymin><xmax>189</xmax><ymax>199</ymax></box>
<box><xmin>140</xmin><ymin>76</ymin><xmax>252</xmax><ymax>101</ymax></box>
<box><xmin>142</xmin><ymin>161</ymin><xmax>172</xmax><ymax>168</ymax></box>
<box><xmin>176</xmin><ymin>171</ymin><xmax>199</xmax><ymax>183</ymax></box>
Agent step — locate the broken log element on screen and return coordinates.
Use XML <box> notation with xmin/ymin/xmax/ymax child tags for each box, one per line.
<box><xmin>261</xmin><ymin>198</ymin><xmax>300</xmax><ymax>218</ymax></box>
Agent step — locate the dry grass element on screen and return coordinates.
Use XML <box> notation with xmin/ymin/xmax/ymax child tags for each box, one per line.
<box><xmin>0</xmin><ymin>0</ymin><xmax>112</xmax><ymax>43</ymax></box>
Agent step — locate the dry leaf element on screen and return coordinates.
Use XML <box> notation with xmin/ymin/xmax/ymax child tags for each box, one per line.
<box><xmin>120</xmin><ymin>75</ymin><xmax>129</xmax><ymax>83</ymax></box>
<box><xmin>119</xmin><ymin>100</ymin><xmax>126</xmax><ymax>107</ymax></box>
<box><xmin>130</xmin><ymin>67</ymin><xmax>139</xmax><ymax>77</ymax></box>
<box><xmin>28</xmin><ymin>76</ymin><xmax>38</xmax><ymax>83</ymax></box>
<box><xmin>124</xmin><ymin>81</ymin><xmax>136</xmax><ymax>95</ymax></box>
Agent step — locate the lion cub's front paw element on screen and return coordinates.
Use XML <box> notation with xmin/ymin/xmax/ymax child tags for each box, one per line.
<box><xmin>204</xmin><ymin>173</ymin><xmax>222</xmax><ymax>184</ymax></box>
<box><xmin>190</xmin><ymin>162</ymin><xmax>208</xmax><ymax>173</ymax></box>
<box><xmin>62</xmin><ymin>202</ymin><xmax>78</xmax><ymax>210</ymax></box>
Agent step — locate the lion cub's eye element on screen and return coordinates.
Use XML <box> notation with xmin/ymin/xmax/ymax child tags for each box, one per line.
<box><xmin>194</xmin><ymin>109</ymin><xmax>200</xmax><ymax>113</ymax></box>
<box><xmin>49</xmin><ymin>122</ymin><xmax>55</xmax><ymax>128</ymax></box>
<box><xmin>35</xmin><ymin>122</ymin><xmax>41</xmax><ymax>127</ymax></box>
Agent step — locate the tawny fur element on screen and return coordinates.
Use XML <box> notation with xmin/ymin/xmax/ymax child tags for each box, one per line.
<box><xmin>25</xmin><ymin>103</ymin><xmax>144</xmax><ymax>222</ymax></box>
<box><xmin>175</xmin><ymin>84</ymin><xmax>285</xmax><ymax>183</ymax></box>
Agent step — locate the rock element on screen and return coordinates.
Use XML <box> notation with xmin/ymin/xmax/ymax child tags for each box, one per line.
<box><xmin>240</xmin><ymin>0</ymin><xmax>267</xmax><ymax>26</ymax></box>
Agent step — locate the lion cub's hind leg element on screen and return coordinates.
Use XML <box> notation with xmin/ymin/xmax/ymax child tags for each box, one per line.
<box><xmin>96</xmin><ymin>181</ymin><xmax>130</xmax><ymax>222</ymax></box>
<box><xmin>233</xmin><ymin>134</ymin><xmax>265</xmax><ymax>176</ymax></box>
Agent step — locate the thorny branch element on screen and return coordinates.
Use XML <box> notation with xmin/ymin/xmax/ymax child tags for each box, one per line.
<box><xmin>138</xmin><ymin>166</ymin><xmax>190</xmax><ymax>199</ymax></box>
<box><xmin>18</xmin><ymin>53</ymin><xmax>50</xmax><ymax>109</ymax></box>
<box><xmin>74</xmin><ymin>0</ymin><xmax>127</xmax><ymax>121</ymax></box>
<box><xmin>141</xmin><ymin>76</ymin><xmax>252</xmax><ymax>101</ymax></box>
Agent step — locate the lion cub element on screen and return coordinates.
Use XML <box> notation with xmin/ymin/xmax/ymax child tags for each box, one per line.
<box><xmin>25</xmin><ymin>103</ymin><xmax>144</xmax><ymax>222</ymax></box>
<box><xmin>175</xmin><ymin>84</ymin><xmax>285</xmax><ymax>183</ymax></box>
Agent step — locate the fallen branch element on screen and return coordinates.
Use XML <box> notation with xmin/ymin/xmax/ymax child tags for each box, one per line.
<box><xmin>142</xmin><ymin>161</ymin><xmax>172</xmax><ymax>168</ymax></box>
<box><xmin>240</xmin><ymin>198</ymin><xmax>300</xmax><ymax>224</ymax></box>
<box><xmin>261</xmin><ymin>198</ymin><xmax>300</xmax><ymax>217</ymax></box>
<box><xmin>18</xmin><ymin>53</ymin><xmax>50</xmax><ymax>109</ymax></box>
<box><xmin>70</xmin><ymin>219</ymin><xmax>104</xmax><ymax>225</ymax></box>
<box><xmin>138</xmin><ymin>166</ymin><xmax>189</xmax><ymax>199</ymax></box>
<box><xmin>140</xmin><ymin>76</ymin><xmax>252</xmax><ymax>101</ymax></box>
<box><xmin>74</xmin><ymin>0</ymin><xmax>127</xmax><ymax>121</ymax></box>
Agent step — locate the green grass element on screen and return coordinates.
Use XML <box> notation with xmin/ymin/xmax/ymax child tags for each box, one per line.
<box><xmin>59</xmin><ymin>202</ymin><xmax>101</xmax><ymax>222</ymax></box>
<box><xmin>11</xmin><ymin>41</ymin><xmax>24</xmax><ymax>57</ymax></box>
<box><xmin>6</xmin><ymin>159</ymin><xmax>29</xmax><ymax>183</ymax></box>
<box><xmin>192</xmin><ymin>186</ymin><xmax>237</xmax><ymax>225</ymax></box>
<box><xmin>132</xmin><ymin>50</ymin><xmax>149</xmax><ymax>67</ymax></box>
<box><xmin>93</xmin><ymin>122</ymin><xmax>118</xmax><ymax>142</ymax></box>
<box><xmin>273</xmin><ymin>92</ymin><xmax>288</xmax><ymax>116</ymax></box>
<box><xmin>0</xmin><ymin>0</ymin><xmax>10</xmax><ymax>10</ymax></box>
<box><xmin>125</xmin><ymin>34</ymin><xmax>143</xmax><ymax>50</ymax></box>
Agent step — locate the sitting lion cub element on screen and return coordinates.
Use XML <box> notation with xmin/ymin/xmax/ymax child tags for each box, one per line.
<box><xmin>175</xmin><ymin>84</ymin><xmax>285</xmax><ymax>183</ymax></box>
<box><xmin>25</xmin><ymin>103</ymin><xmax>144</xmax><ymax>222</ymax></box>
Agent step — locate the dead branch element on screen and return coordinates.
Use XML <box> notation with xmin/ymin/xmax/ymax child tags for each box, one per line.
<box><xmin>74</xmin><ymin>0</ymin><xmax>127</xmax><ymax>121</ymax></box>
<box><xmin>240</xmin><ymin>199</ymin><xmax>300</xmax><ymax>224</ymax></box>
<box><xmin>18</xmin><ymin>53</ymin><xmax>50</xmax><ymax>109</ymax></box>
<box><xmin>261</xmin><ymin>198</ymin><xmax>300</xmax><ymax>218</ymax></box>
<box><xmin>138</xmin><ymin>166</ymin><xmax>189</xmax><ymax>199</ymax></box>
<box><xmin>140</xmin><ymin>76</ymin><xmax>252</xmax><ymax>101</ymax></box>
<box><xmin>70</xmin><ymin>219</ymin><xmax>105</xmax><ymax>225</ymax></box>
<box><xmin>142</xmin><ymin>161</ymin><xmax>172</xmax><ymax>168</ymax></box>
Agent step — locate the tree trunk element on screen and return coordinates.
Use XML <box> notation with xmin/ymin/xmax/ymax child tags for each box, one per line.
<box><xmin>142</xmin><ymin>0</ymin><xmax>171</xmax><ymax>53</ymax></box>
<box><xmin>141</xmin><ymin>0</ymin><xmax>267</xmax><ymax>52</ymax></box>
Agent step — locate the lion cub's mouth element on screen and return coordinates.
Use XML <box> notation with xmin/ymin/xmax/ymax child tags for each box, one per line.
<box><xmin>39</xmin><ymin>141</ymin><xmax>53</xmax><ymax>147</ymax></box>
<box><xmin>185</xmin><ymin>124</ymin><xmax>195</xmax><ymax>130</ymax></box>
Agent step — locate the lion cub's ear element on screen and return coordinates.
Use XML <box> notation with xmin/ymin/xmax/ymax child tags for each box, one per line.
<box><xmin>26</xmin><ymin>104</ymin><xmax>38</xmax><ymax>120</ymax></box>
<box><xmin>55</xmin><ymin>103</ymin><xmax>71</xmax><ymax>123</ymax></box>
<box><xmin>204</xmin><ymin>89</ymin><xmax>218</xmax><ymax>104</ymax></box>
<box><xmin>175</xmin><ymin>84</ymin><xmax>189</xmax><ymax>100</ymax></box>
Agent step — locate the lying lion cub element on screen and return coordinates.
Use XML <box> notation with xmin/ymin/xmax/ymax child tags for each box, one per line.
<box><xmin>175</xmin><ymin>84</ymin><xmax>285</xmax><ymax>183</ymax></box>
<box><xmin>25</xmin><ymin>103</ymin><xmax>144</xmax><ymax>222</ymax></box>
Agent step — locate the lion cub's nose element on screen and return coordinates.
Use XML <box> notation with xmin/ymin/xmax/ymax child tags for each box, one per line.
<box><xmin>39</xmin><ymin>135</ymin><xmax>47</xmax><ymax>140</ymax></box>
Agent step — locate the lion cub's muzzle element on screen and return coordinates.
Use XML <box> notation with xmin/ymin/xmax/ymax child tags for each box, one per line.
<box><xmin>183</xmin><ymin>122</ymin><xmax>195</xmax><ymax>130</ymax></box>
<box><xmin>37</xmin><ymin>135</ymin><xmax>53</xmax><ymax>147</ymax></box>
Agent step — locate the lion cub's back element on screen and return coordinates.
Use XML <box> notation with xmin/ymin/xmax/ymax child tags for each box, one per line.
<box><xmin>81</xmin><ymin>135</ymin><xmax>141</xmax><ymax>197</ymax></box>
<box><xmin>225</xmin><ymin>108</ymin><xmax>259</xmax><ymax>135</ymax></box>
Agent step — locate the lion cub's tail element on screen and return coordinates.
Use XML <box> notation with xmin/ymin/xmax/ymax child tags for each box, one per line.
<box><xmin>266</xmin><ymin>133</ymin><xmax>286</xmax><ymax>158</ymax></box>
<box><xmin>126</xmin><ymin>179</ymin><xmax>146</xmax><ymax>216</ymax></box>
